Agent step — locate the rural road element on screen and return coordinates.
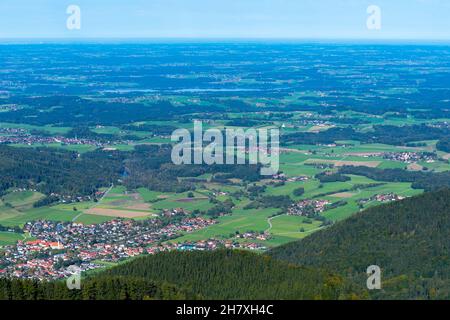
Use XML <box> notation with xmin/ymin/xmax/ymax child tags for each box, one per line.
<box><xmin>265</xmin><ymin>214</ymin><xmax>285</xmax><ymax>233</ymax></box>
<box><xmin>72</xmin><ymin>184</ymin><xmax>114</xmax><ymax>222</ymax></box>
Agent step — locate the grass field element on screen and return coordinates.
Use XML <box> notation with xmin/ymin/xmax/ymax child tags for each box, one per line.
<box><xmin>0</xmin><ymin>231</ymin><xmax>23</xmax><ymax>246</ymax></box>
<box><xmin>267</xmin><ymin>215</ymin><xmax>323</xmax><ymax>242</ymax></box>
<box><xmin>173</xmin><ymin>207</ymin><xmax>278</xmax><ymax>243</ymax></box>
<box><xmin>0</xmin><ymin>207</ymin><xmax>78</xmax><ymax>227</ymax></box>
<box><xmin>1</xmin><ymin>191</ymin><xmax>45</xmax><ymax>210</ymax></box>
<box><xmin>150</xmin><ymin>191</ymin><xmax>215</xmax><ymax>212</ymax></box>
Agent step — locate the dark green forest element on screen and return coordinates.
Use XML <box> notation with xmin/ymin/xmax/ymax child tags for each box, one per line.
<box><xmin>269</xmin><ymin>189</ymin><xmax>450</xmax><ymax>300</ymax></box>
<box><xmin>283</xmin><ymin>124</ymin><xmax>450</xmax><ymax>146</ymax></box>
<box><xmin>0</xmin><ymin>276</ymin><xmax>188</xmax><ymax>300</ymax></box>
<box><xmin>100</xmin><ymin>250</ymin><xmax>362</xmax><ymax>300</ymax></box>
<box><xmin>0</xmin><ymin>145</ymin><xmax>124</xmax><ymax>197</ymax></box>
<box><xmin>437</xmin><ymin>138</ymin><xmax>450</xmax><ymax>153</ymax></box>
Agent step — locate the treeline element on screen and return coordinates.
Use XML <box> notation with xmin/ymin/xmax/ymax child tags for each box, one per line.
<box><xmin>437</xmin><ymin>138</ymin><xmax>450</xmax><ymax>153</ymax></box>
<box><xmin>202</xmin><ymin>199</ymin><xmax>234</xmax><ymax>218</ymax></box>
<box><xmin>0</xmin><ymin>224</ymin><xmax>23</xmax><ymax>234</ymax></box>
<box><xmin>315</xmin><ymin>172</ymin><xmax>351</xmax><ymax>183</ymax></box>
<box><xmin>244</xmin><ymin>195</ymin><xmax>293</xmax><ymax>211</ymax></box>
<box><xmin>338</xmin><ymin>166</ymin><xmax>450</xmax><ymax>191</ymax></box>
<box><xmin>0</xmin><ymin>277</ymin><xmax>188</xmax><ymax>300</ymax></box>
<box><xmin>282</xmin><ymin>124</ymin><xmax>450</xmax><ymax>146</ymax></box>
<box><xmin>268</xmin><ymin>189</ymin><xmax>450</xmax><ymax>299</ymax></box>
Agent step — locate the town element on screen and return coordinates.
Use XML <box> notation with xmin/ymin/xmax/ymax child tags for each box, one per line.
<box><xmin>0</xmin><ymin>214</ymin><xmax>269</xmax><ymax>281</ymax></box>
<box><xmin>0</xmin><ymin>216</ymin><xmax>217</xmax><ymax>280</ymax></box>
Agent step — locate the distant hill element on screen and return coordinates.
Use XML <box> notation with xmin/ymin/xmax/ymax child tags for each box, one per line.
<box><xmin>269</xmin><ymin>189</ymin><xmax>450</xmax><ymax>299</ymax></box>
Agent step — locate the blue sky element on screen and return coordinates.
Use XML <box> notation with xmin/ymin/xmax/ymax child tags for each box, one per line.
<box><xmin>0</xmin><ymin>0</ymin><xmax>449</xmax><ymax>39</ymax></box>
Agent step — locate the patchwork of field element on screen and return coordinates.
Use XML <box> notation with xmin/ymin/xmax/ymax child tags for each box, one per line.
<box><xmin>303</xmin><ymin>159</ymin><xmax>381</xmax><ymax>168</ymax></box>
<box><xmin>1</xmin><ymin>115</ymin><xmax>449</xmax><ymax>250</ymax></box>
<box><xmin>71</xmin><ymin>186</ymin><xmax>158</xmax><ymax>221</ymax></box>
<box><xmin>85</xmin><ymin>208</ymin><xmax>154</xmax><ymax>218</ymax></box>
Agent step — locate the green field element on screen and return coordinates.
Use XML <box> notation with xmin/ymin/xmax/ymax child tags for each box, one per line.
<box><xmin>0</xmin><ymin>231</ymin><xmax>23</xmax><ymax>246</ymax></box>
<box><xmin>174</xmin><ymin>207</ymin><xmax>278</xmax><ymax>243</ymax></box>
<box><xmin>265</xmin><ymin>215</ymin><xmax>324</xmax><ymax>246</ymax></box>
<box><xmin>1</xmin><ymin>191</ymin><xmax>45</xmax><ymax>210</ymax></box>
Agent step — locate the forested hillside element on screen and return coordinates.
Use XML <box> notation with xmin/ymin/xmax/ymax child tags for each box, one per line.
<box><xmin>269</xmin><ymin>189</ymin><xmax>450</xmax><ymax>299</ymax></box>
<box><xmin>101</xmin><ymin>250</ymin><xmax>363</xmax><ymax>300</ymax></box>
<box><xmin>0</xmin><ymin>250</ymin><xmax>363</xmax><ymax>300</ymax></box>
<box><xmin>0</xmin><ymin>145</ymin><xmax>124</xmax><ymax>197</ymax></box>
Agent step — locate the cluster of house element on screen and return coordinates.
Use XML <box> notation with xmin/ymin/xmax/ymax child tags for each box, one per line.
<box><xmin>235</xmin><ymin>231</ymin><xmax>271</xmax><ymax>241</ymax></box>
<box><xmin>0</xmin><ymin>104</ymin><xmax>21</xmax><ymax>112</ymax></box>
<box><xmin>296</xmin><ymin>118</ymin><xmax>331</xmax><ymax>128</ymax></box>
<box><xmin>0</xmin><ymin>127</ymin><xmax>27</xmax><ymax>135</ymax></box>
<box><xmin>0</xmin><ymin>131</ymin><xmax>103</xmax><ymax>148</ymax></box>
<box><xmin>211</xmin><ymin>191</ymin><xmax>229</xmax><ymax>197</ymax></box>
<box><xmin>0</xmin><ymin>216</ymin><xmax>216</xmax><ymax>280</ymax></box>
<box><xmin>175</xmin><ymin>238</ymin><xmax>266</xmax><ymax>252</ymax></box>
<box><xmin>288</xmin><ymin>199</ymin><xmax>330</xmax><ymax>216</ymax></box>
<box><xmin>428</xmin><ymin>122</ymin><xmax>449</xmax><ymax>129</ymax></box>
<box><xmin>55</xmin><ymin>192</ymin><xmax>104</xmax><ymax>204</ymax></box>
<box><xmin>272</xmin><ymin>173</ymin><xmax>309</xmax><ymax>182</ymax></box>
<box><xmin>382</xmin><ymin>152</ymin><xmax>436</xmax><ymax>163</ymax></box>
<box><xmin>358</xmin><ymin>193</ymin><xmax>405</xmax><ymax>205</ymax></box>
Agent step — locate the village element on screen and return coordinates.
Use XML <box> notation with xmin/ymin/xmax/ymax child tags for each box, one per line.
<box><xmin>288</xmin><ymin>199</ymin><xmax>330</xmax><ymax>216</ymax></box>
<box><xmin>357</xmin><ymin>193</ymin><xmax>405</xmax><ymax>206</ymax></box>
<box><xmin>0</xmin><ymin>128</ymin><xmax>104</xmax><ymax>148</ymax></box>
<box><xmin>382</xmin><ymin>152</ymin><xmax>436</xmax><ymax>163</ymax></box>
